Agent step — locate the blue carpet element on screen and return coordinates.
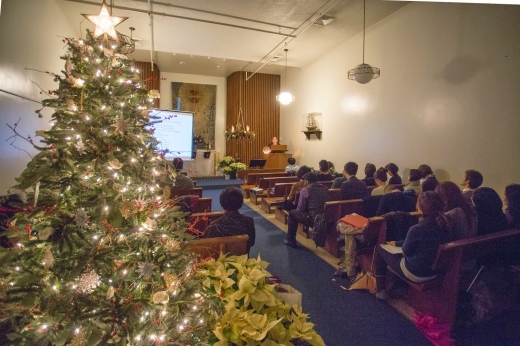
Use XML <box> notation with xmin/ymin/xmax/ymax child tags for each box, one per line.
<box><xmin>196</xmin><ymin>178</ymin><xmax>243</xmax><ymax>190</ymax></box>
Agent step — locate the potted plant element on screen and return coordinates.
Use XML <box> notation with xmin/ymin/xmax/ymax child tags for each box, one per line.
<box><xmin>227</xmin><ymin>162</ymin><xmax>247</xmax><ymax>179</ymax></box>
<box><xmin>218</xmin><ymin>156</ymin><xmax>236</xmax><ymax>179</ymax></box>
<box><xmin>197</xmin><ymin>254</ymin><xmax>325</xmax><ymax>346</ymax></box>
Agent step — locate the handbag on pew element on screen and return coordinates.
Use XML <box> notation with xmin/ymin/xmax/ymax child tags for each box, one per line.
<box><xmin>349</xmin><ymin>247</ymin><xmax>377</xmax><ymax>294</ymax></box>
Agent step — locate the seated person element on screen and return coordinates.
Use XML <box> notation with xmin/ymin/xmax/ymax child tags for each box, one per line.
<box><xmin>171</xmin><ymin>158</ymin><xmax>194</xmax><ymax>189</ymax></box>
<box><xmin>403</xmin><ymin>169</ymin><xmax>422</xmax><ymax>194</ymax></box>
<box><xmin>205</xmin><ymin>188</ymin><xmax>255</xmax><ymax>252</ymax></box>
<box><xmin>461</xmin><ymin>170</ymin><xmax>483</xmax><ymax>205</ymax></box>
<box><xmin>418</xmin><ymin>164</ymin><xmax>439</xmax><ymax>192</ymax></box>
<box><xmin>377</xmin><ymin>188</ymin><xmax>415</xmax><ymax>215</ymax></box>
<box><xmin>435</xmin><ymin>181</ymin><xmax>477</xmax><ymax>240</ymax></box>
<box><xmin>328</xmin><ymin>161</ymin><xmax>335</xmax><ymax>175</ymax></box>
<box><xmin>283</xmin><ymin>165</ymin><xmax>312</xmax><ymax>210</ymax></box>
<box><xmin>505</xmin><ymin>184</ymin><xmax>520</xmax><ymax>228</ymax></box>
<box><xmin>385</xmin><ymin>163</ymin><xmax>402</xmax><ymax>185</ymax></box>
<box><xmin>316</xmin><ymin>160</ymin><xmax>334</xmax><ymax>181</ymax></box>
<box><xmin>472</xmin><ymin>187</ymin><xmax>509</xmax><ymax>235</ymax></box>
<box><xmin>285</xmin><ymin>173</ymin><xmax>330</xmax><ymax>248</ymax></box>
<box><xmin>285</xmin><ymin>157</ymin><xmax>299</xmax><ymax>175</ymax></box>
<box><xmin>375</xmin><ymin>192</ymin><xmax>449</xmax><ymax>300</ymax></box>
<box><xmin>340</xmin><ymin>162</ymin><xmax>369</xmax><ymax>200</ymax></box>
<box><xmin>362</xmin><ymin>163</ymin><xmax>377</xmax><ymax>187</ymax></box>
<box><xmin>371</xmin><ymin>167</ymin><xmax>388</xmax><ymax>196</ymax></box>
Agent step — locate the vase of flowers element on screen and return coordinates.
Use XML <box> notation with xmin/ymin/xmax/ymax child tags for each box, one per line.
<box><xmin>218</xmin><ymin>157</ymin><xmax>246</xmax><ymax>179</ymax></box>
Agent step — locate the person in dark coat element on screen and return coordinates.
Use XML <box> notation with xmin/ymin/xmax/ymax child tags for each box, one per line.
<box><xmin>285</xmin><ymin>173</ymin><xmax>330</xmax><ymax>248</ymax></box>
<box><xmin>340</xmin><ymin>162</ymin><xmax>369</xmax><ymax>200</ymax></box>
<box><xmin>362</xmin><ymin>163</ymin><xmax>377</xmax><ymax>187</ymax></box>
<box><xmin>205</xmin><ymin>188</ymin><xmax>256</xmax><ymax>251</ymax></box>
<box><xmin>472</xmin><ymin>187</ymin><xmax>509</xmax><ymax>235</ymax></box>
<box><xmin>418</xmin><ymin>164</ymin><xmax>438</xmax><ymax>192</ymax></box>
<box><xmin>316</xmin><ymin>160</ymin><xmax>334</xmax><ymax>181</ymax></box>
<box><xmin>505</xmin><ymin>184</ymin><xmax>520</xmax><ymax>228</ymax></box>
<box><xmin>385</xmin><ymin>163</ymin><xmax>402</xmax><ymax>185</ymax></box>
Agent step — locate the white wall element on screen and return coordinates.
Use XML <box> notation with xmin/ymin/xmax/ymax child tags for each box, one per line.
<box><xmin>0</xmin><ymin>0</ymin><xmax>77</xmax><ymax>194</ymax></box>
<box><xmin>159</xmin><ymin>72</ymin><xmax>227</xmax><ymax>158</ymax></box>
<box><xmin>281</xmin><ymin>2</ymin><xmax>520</xmax><ymax>194</ymax></box>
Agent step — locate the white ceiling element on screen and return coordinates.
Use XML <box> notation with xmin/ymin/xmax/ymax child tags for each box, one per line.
<box><xmin>57</xmin><ymin>0</ymin><xmax>409</xmax><ymax>77</ymax></box>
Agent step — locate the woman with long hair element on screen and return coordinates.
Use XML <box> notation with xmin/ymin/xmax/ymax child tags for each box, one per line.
<box><xmin>435</xmin><ymin>181</ymin><xmax>477</xmax><ymax>240</ymax></box>
<box><xmin>472</xmin><ymin>187</ymin><xmax>509</xmax><ymax>235</ymax></box>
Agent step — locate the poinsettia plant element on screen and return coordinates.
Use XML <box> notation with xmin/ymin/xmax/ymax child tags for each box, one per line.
<box><xmin>196</xmin><ymin>254</ymin><xmax>325</xmax><ymax>346</ymax></box>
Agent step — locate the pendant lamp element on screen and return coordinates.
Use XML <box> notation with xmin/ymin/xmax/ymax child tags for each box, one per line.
<box><xmin>348</xmin><ymin>0</ymin><xmax>380</xmax><ymax>84</ymax></box>
<box><xmin>276</xmin><ymin>49</ymin><xmax>295</xmax><ymax>105</ymax></box>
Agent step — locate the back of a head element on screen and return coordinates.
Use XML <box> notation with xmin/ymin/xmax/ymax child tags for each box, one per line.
<box><xmin>385</xmin><ymin>163</ymin><xmax>399</xmax><ymax>175</ymax></box>
<box><xmin>409</xmin><ymin>169</ymin><xmax>422</xmax><ymax>182</ymax></box>
<box><xmin>465</xmin><ymin>170</ymin><xmax>484</xmax><ymax>189</ymax></box>
<box><xmin>296</xmin><ymin>165</ymin><xmax>312</xmax><ymax>179</ymax></box>
<box><xmin>344</xmin><ymin>162</ymin><xmax>358</xmax><ymax>176</ymax></box>
<box><xmin>375</xmin><ymin>167</ymin><xmax>388</xmax><ymax>182</ymax></box>
<box><xmin>319</xmin><ymin>160</ymin><xmax>328</xmax><ymax>172</ymax></box>
<box><xmin>435</xmin><ymin>181</ymin><xmax>466</xmax><ymax>212</ymax></box>
<box><xmin>288</xmin><ymin>157</ymin><xmax>296</xmax><ymax>165</ymax></box>
<box><xmin>365</xmin><ymin>163</ymin><xmax>376</xmax><ymax>177</ymax></box>
<box><xmin>303</xmin><ymin>172</ymin><xmax>318</xmax><ymax>184</ymax></box>
<box><xmin>505</xmin><ymin>184</ymin><xmax>520</xmax><ymax>221</ymax></box>
<box><xmin>172</xmin><ymin>157</ymin><xmax>184</xmax><ymax>171</ymax></box>
<box><xmin>473</xmin><ymin>187</ymin><xmax>503</xmax><ymax>215</ymax></box>
<box><xmin>418</xmin><ymin>164</ymin><xmax>433</xmax><ymax>178</ymax></box>
<box><xmin>220</xmin><ymin>187</ymin><xmax>244</xmax><ymax>211</ymax></box>
<box><xmin>417</xmin><ymin>191</ymin><xmax>444</xmax><ymax>218</ymax></box>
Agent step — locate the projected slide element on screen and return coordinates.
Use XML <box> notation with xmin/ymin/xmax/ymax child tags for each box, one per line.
<box><xmin>148</xmin><ymin>109</ymin><xmax>194</xmax><ymax>160</ymax></box>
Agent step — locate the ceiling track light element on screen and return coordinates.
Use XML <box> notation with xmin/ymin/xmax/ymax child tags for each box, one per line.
<box><xmin>348</xmin><ymin>0</ymin><xmax>380</xmax><ymax>84</ymax></box>
<box><xmin>276</xmin><ymin>48</ymin><xmax>295</xmax><ymax>105</ymax></box>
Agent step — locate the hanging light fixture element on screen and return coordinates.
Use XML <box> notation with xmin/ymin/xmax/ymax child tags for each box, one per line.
<box><xmin>225</xmin><ymin>73</ymin><xmax>255</xmax><ymax>141</ymax></box>
<box><xmin>276</xmin><ymin>49</ymin><xmax>295</xmax><ymax>105</ymax></box>
<box><xmin>348</xmin><ymin>0</ymin><xmax>380</xmax><ymax>84</ymax></box>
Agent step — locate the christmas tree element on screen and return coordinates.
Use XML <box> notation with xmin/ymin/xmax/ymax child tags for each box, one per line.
<box><xmin>0</xmin><ymin>27</ymin><xmax>221</xmax><ymax>345</ymax></box>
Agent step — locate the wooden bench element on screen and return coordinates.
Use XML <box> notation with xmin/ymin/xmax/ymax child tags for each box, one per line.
<box><xmin>187</xmin><ymin>211</ymin><xmax>225</xmax><ymax>236</ymax></box>
<box><xmin>241</xmin><ymin>172</ymin><xmax>289</xmax><ymax>198</ymax></box>
<box><xmin>250</xmin><ymin>176</ymin><xmax>299</xmax><ymax>205</ymax></box>
<box><xmin>187</xmin><ymin>234</ymin><xmax>249</xmax><ymax>260</ymax></box>
<box><xmin>192</xmin><ymin>197</ymin><xmax>212</xmax><ymax>213</ymax></box>
<box><xmin>260</xmin><ymin>182</ymin><xmax>295</xmax><ymax>214</ymax></box>
<box><xmin>237</xmin><ymin>168</ymin><xmax>284</xmax><ymax>180</ymax></box>
<box><xmin>384</xmin><ymin>228</ymin><xmax>520</xmax><ymax>332</ymax></box>
<box><xmin>170</xmin><ymin>187</ymin><xmax>203</xmax><ymax>198</ymax></box>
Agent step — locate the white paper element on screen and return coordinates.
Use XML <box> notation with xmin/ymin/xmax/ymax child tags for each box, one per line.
<box><xmin>380</xmin><ymin>244</ymin><xmax>403</xmax><ymax>254</ymax></box>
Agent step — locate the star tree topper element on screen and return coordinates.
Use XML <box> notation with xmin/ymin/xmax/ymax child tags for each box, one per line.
<box><xmin>82</xmin><ymin>0</ymin><xmax>128</xmax><ymax>41</ymax></box>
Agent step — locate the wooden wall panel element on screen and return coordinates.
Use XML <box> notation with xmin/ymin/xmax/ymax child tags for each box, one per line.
<box><xmin>135</xmin><ymin>62</ymin><xmax>160</xmax><ymax>109</ymax></box>
<box><xmin>226</xmin><ymin>71</ymin><xmax>280</xmax><ymax>166</ymax></box>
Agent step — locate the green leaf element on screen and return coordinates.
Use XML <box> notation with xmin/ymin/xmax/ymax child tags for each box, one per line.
<box><xmin>87</xmin><ymin>329</ymin><xmax>104</xmax><ymax>345</ymax></box>
<box><xmin>6</xmin><ymin>333</ymin><xmax>22</xmax><ymax>341</ymax></box>
<box><xmin>22</xmin><ymin>293</ymin><xmax>37</xmax><ymax>307</ymax></box>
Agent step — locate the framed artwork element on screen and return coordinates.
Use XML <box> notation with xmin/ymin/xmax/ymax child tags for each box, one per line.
<box><xmin>172</xmin><ymin>82</ymin><xmax>216</xmax><ymax>149</ymax></box>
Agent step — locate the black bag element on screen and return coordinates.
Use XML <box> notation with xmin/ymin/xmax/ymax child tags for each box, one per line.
<box><xmin>312</xmin><ymin>212</ymin><xmax>328</xmax><ymax>248</ymax></box>
<box><xmin>282</xmin><ymin>199</ymin><xmax>296</xmax><ymax>211</ymax></box>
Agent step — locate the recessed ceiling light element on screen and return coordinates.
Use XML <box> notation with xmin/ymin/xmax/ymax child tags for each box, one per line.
<box><xmin>180</xmin><ymin>61</ymin><xmax>184</xmax><ymax>64</ymax></box>
<box><xmin>190</xmin><ymin>55</ymin><xmax>193</xmax><ymax>57</ymax></box>
<box><xmin>207</xmin><ymin>57</ymin><xmax>211</xmax><ymax>59</ymax></box>
<box><xmin>217</xmin><ymin>65</ymin><xmax>220</xmax><ymax>68</ymax></box>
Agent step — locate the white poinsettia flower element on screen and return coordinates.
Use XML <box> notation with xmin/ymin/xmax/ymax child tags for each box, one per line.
<box><xmin>108</xmin><ymin>159</ymin><xmax>123</xmax><ymax>169</ymax></box>
<box><xmin>144</xmin><ymin>218</ymin><xmax>157</xmax><ymax>230</ymax></box>
<box><xmin>38</xmin><ymin>227</ymin><xmax>55</xmax><ymax>241</ymax></box>
<box><xmin>153</xmin><ymin>291</ymin><xmax>169</xmax><ymax>304</ymax></box>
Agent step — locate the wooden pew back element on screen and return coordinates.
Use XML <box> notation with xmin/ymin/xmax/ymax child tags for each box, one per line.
<box><xmin>187</xmin><ymin>211</ymin><xmax>225</xmax><ymax>237</ymax></box>
<box><xmin>261</xmin><ymin>176</ymin><xmax>299</xmax><ymax>195</ymax></box>
<box><xmin>272</xmin><ymin>182</ymin><xmax>295</xmax><ymax>197</ymax></box>
<box><xmin>238</xmin><ymin>168</ymin><xmax>284</xmax><ymax>180</ymax></box>
<box><xmin>187</xmin><ymin>234</ymin><xmax>249</xmax><ymax>260</ymax></box>
<box><xmin>170</xmin><ymin>187</ymin><xmax>203</xmax><ymax>198</ymax></box>
<box><xmin>245</xmin><ymin>172</ymin><xmax>289</xmax><ymax>186</ymax></box>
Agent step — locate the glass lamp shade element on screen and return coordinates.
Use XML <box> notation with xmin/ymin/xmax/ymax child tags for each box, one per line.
<box><xmin>348</xmin><ymin>63</ymin><xmax>380</xmax><ymax>84</ymax></box>
<box><xmin>276</xmin><ymin>91</ymin><xmax>295</xmax><ymax>105</ymax></box>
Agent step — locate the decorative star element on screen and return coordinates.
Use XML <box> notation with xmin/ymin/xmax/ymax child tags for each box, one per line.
<box><xmin>82</xmin><ymin>1</ymin><xmax>128</xmax><ymax>41</ymax></box>
<box><xmin>112</xmin><ymin>117</ymin><xmax>129</xmax><ymax>134</ymax></box>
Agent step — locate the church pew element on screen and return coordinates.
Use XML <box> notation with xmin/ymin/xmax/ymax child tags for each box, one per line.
<box><xmin>250</xmin><ymin>176</ymin><xmax>299</xmax><ymax>205</ymax></box>
<box><xmin>241</xmin><ymin>172</ymin><xmax>289</xmax><ymax>198</ymax></box>
<box><xmin>260</xmin><ymin>182</ymin><xmax>295</xmax><ymax>214</ymax></box>
<box><xmin>383</xmin><ymin>227</ymin><xmax>520</xmax><ymax>333</ymax></box>
<box><xmin>192</xmin><ymin>198</ymin><xmax>212</xmax><ymax>213</ymax></box>
<box><xmin>237</xmin><ymin>168</ymin><xmax>284</xmax><ymax>180</ymax></box>
<box><xmin>187</xmin><ymin>211</ymin><xmax>225</xmax><ymax>237</ymax></box>
<box><xmin>169</xmin><ymin>187</ymin><xmax>203</xmax><ymax>198</ymax></box>
<box><xmin>187</xmin><ymin>234</ymin><xmax>249</xmax><ymax>260</ymax></box>
<box><xmin>274</xmin><ymin>187</ymin><xmax>341</xmax><ymax>224</ymax></box>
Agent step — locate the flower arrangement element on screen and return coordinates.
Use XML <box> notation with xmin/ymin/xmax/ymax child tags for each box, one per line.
<box><xmin>218</xmin><ymin>156</ymin><xmax>236</xmax><ymax>169</ymax></box>
<box><xmin>197</xmin><ymin>254</ymin><xmax>325</xmax><ymax>346</ymax></box>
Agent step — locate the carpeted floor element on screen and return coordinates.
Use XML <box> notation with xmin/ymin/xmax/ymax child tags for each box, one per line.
<box><xmin>203</xmin><ymin>187</ymin><xmax>520</xmax><ymax>346</ymax></box>
<box><xmin>195</xmin><ymin>177</ymin><xmax>243</xmax><ymax>190</ymax></box>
